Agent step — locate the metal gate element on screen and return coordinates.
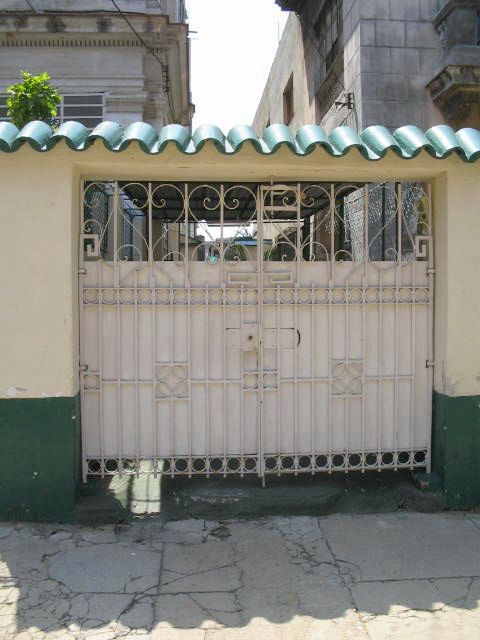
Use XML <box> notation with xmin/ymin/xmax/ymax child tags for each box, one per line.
<box><xmin>79</xmin><ymin>180</ymin><xmax>433</xmax><ymax>479</ymax></box>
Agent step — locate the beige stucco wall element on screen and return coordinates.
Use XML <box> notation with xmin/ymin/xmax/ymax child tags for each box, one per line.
<box><xmin>0</xmin><ymin>143</ymin><xmax>478</xmax><ymax>399</ymax></box>
<box><xmin>0</xmin><ymin>151</ymin><xmax>77</xmax><ymax>398</ymax></box>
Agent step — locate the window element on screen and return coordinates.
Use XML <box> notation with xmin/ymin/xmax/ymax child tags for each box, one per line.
<box><xmin>314</xmin><ymin>0</ymin><xmax>343</xmax><ymax>83</ymax></box>
<box><xmin>0</xmin><ymin>93</ymin><xmax>105</xmax><ymax>130</ymax></box>
<box><xmin>283</xmin><ymin>74</ymin><xmax>294</xmax><ymax>125</ymax></box>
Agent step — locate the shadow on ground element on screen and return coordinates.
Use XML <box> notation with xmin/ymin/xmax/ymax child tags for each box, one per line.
<box><xmin>1</xmin><ymin>509</ymin><xmax>480</xmax><ymax>639</ymax></box>
<box><xmin>76</xmin><ymin>470</ymin><xmax>446</xmax><ymax>524</ymax></box>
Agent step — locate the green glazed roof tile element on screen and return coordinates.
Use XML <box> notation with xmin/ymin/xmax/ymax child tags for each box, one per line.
<box><xmin>0</xmin><ymin>120</ymin><xmax>479</xmax><ymax>162</ymax></box>
<box><xmin>455</xmin><ymin>128</ymin><xmax>480</xmax><ymax>161</ymax></box>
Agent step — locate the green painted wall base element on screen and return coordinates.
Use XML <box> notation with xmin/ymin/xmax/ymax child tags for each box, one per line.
<box><xmin>0</xmin><ymin>395</ymin><xmax>80</xmax><ymax>522</ymax></box>
<box><xmin>1</xmin><ymin>391</ymin><xmax>478</xmax><ymax>520</ymax></box>
<box><xmin>432</xmin><ymin>391</ymin><xmax>480</xmax><ymax>508</ymax></box>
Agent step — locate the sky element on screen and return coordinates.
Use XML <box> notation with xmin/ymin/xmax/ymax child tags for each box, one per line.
<box><xmin>185</xmin><ymin>0</ymin><xmax>288</xmax><ymax>133</ymax></box>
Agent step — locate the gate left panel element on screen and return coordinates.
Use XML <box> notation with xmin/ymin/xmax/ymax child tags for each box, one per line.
<box><xmin>79</xmin><ymin>181</ymin><xmax>260</xmax><ymax>478</ymax></box>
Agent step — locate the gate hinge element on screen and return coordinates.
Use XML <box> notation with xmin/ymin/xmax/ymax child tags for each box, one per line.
<box><xmin>426</xmin><ymin>360</ymin><xmax>435</xmax><ymax>368</ymax></box>
<box><xmin>78</xmin><ymin>268</ymin><xmax>87</xmax><ymax>276</ymax></box>
<box><xmin>427</xmin><ymin>268</ymin><xmax>436</xmax><ymax>275</ymax></box>
<box><xmin>79</xmin><ymin>364</ymin><xmax>89</xmax><ymax>372</ymax></box>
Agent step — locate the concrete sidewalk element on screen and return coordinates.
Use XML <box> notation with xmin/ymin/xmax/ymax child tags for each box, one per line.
<box><xmin>0</xmin><ymin>512</ymin><xmax>479</xmax><ymax>639</ymax></box>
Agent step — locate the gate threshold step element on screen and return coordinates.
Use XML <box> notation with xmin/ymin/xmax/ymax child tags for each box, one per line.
<box><xmin>75</xmin><ymin>471</ymin><xmax>445</xmax><ymax>524</ymax></box>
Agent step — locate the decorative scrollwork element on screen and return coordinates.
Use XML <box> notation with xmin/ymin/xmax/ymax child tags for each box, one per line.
<box><xmin>332</xmin><ymin>360</ymin><xmax>363</xmax><ymax>395</ymax></box>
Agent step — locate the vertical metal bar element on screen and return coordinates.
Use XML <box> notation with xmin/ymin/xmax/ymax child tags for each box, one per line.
<box><xmin>240</xmin><ymin>284</ymin><xmax>245</xmax><ymax>475</ymax></box>
<box><xmin>310</xmin><ymin>281</ymin><xmax>315</xmax><ymax>473</ymax></box>
<box><xmin>257</xmin><ymin>187</ymin><xmax>265</xmax><ymax>479</ymax></box>
<box><xmin>276</xmin><ymin>283</ymin><xmax>281</xmax><ymax>472</ymax></box>
<box><xmin>294</xmin><ymin>184</ymin><xmax>300</xmax><ymax>472</ymax></box>
<box><xmin>426</xmin><ymin>182</ymin><xmax>434</xmax><ymax>472</ymax></box>
<box><xmin>344</xmin><ymin>247</ymin><xmax>350</xmax><ymax>471</ymax></box>
<box><xmin>220</xmin><ymin>185</ymin><xmax>227</xmax><ymax>475</ymax></box>
<box><xmin>309</xmin><ymin>211</ymin><xmax>314</xmax><ymax>262</ymax></box>
<box><xmin>205</xmin><ymin>283</ymin><xmax>210</xmax><ymax>477</ymax></box>
<box><xmin>98</xmin><ymin>257</ymin><xmax>105</xmax><ymax>477</ymax></box>
<box><xmin>409</xmin><ymin>188</ymin><xmax>416</xmax><ymax>470</ymax></box>
<box><xmin>113</xmin><ymin>182</ymin><xmax>124</xmax><ymax>475</ymax></box>
<box><xmin>134</xmin><ymin>268</ymin><xmax>140</xmax><ymax>476</ymax></box>
<box><xmin>381</xmin><ymin>183</ymin><xmax>386</xmax><ymax>260</ymax></box>
<box><xmin>294</xmin><ymin>282</ymin><xmax>299</xmax><ymax>473</ymax></box>
<box><xmin>327</xmin><ymin>183</ymin><xmax>335</xmax><ymax>472</ymax></box>
<box><xmin>377</xmin><ymin>267</ymin><xmax>383</xmax><ymax>470</ymax></box>
<box><xmin>185</xmin><ymin>184</ymin><xmax>192</xmax><ymax>475</ymax></box>
<box><xmin>393</xmin><ymin>183</ymin><xmax>402</xmax><ymax>469</ymax></box>
<box><xmin>169</xmin><ymin>282</ymin><xmax>175</xmax><ymax>464</ymax></box>
<box><xmin>79</xmin><ymin>180</ymin><xmax>88</xmax><ymax>482</ymax></box>
<box><xmin>148</xmin><ymin>183</ymin><xmax>158</xmax><ymax>476</ymax></box>
<box><xmin>361</xmin><ymin>184</ymin><xmax>368</xmax><ymax>471</ymax></box>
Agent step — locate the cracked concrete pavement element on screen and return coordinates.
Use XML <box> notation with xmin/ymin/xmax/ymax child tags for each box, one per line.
<box><xmin>0</xmin><ymin>512</ymin><xmax>479</xmax><ymax>639</ymax></box>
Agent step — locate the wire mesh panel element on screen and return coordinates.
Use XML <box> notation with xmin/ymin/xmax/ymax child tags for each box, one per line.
<box><xmin>79</xmin><ymin>180</ymin><xmax>433</xmax><ymax>479</ymax></box>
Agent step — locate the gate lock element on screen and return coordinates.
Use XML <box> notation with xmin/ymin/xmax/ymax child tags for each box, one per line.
<box><xmin>243</xmin><ymin>324</ymin><xmax>259</xmax><ymax>351</ymax></box>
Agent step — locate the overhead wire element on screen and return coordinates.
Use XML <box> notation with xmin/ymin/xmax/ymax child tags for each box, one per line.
<box><xmin>294</xmin><ymin>10</ymin><xmax>358</xmax><ymax>127</ymax></box>
<box><xmin>24</xmin><ymin>0</ymin><xmax>38</xmax><ymax>11</ymax></box>
<box><xmin>109</xmin><ymin>0</ymin><xmax>178</xmax><ymax>122</ymax></box>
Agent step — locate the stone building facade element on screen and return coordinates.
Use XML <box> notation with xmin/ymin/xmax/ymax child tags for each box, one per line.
<box><xmin>0</xmin><ymin>0</ymin><xmax>192</xmax><ymax>129</ymax></box>
<box><xmin>253</xmin><ymin>0</ymin><xmax>480</xmax><ymax>134</ymax></box>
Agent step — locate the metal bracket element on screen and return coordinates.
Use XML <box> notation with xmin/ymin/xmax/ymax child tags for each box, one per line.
<box><xmin>79</xmin><ymin>364</ymin><xmax>89</xmax><ymax>372</ymax></box>
<box><xmin>78</xmin><ymin>268</ymin><xmax>87</xmax><ymax>276</ymax></box>
<box><xmin>426</xmin><ymin>360</ymin><xmax>435</xmax><ymax>368</ymax></box>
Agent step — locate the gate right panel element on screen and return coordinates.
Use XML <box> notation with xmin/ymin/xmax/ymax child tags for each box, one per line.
<box><xmin>259</xmin><ymin>182</ymin><xmax>434</xmax><ymax>474</ymax></box>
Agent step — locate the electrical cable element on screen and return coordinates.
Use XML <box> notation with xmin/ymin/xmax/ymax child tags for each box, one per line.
<box><xmin>109</xmin><ymin>0</ymin><xmax>177</xmax><ymax>122</ymax></box>
<box><xmin>295</xmin><ymin>10</ymin><xmax>361</xmax><ymax>128</ymax></box>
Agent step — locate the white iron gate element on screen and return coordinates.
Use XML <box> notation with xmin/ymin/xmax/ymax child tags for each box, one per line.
<box><xmin>79</xmin><ymin>180</ymin><xmax>434</xmax><ymax>479</ymax></box>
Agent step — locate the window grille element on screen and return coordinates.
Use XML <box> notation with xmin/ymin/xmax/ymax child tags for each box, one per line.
<box><xmin>0</xmin><ymin>93</ymin><xmax>105</xmax><ymax>130</ymax></box>
<box><xmin>283</xmin><ymin>74</ymin><xmax>294</xmax><ymax>125</ymax></box>
<box><xmin>314</xmin><ymin>0</ymin><xmax>343</xmax><ymax>84</ymax></box>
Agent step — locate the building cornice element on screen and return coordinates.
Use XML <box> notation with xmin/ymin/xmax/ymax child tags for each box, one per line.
<box><xmin>0</xmin><ymin>36</ymin><xmax>164</xmax><ymax>49</ymax></box>
<box><xmin>433</xmin><ymin>0</ymin><xmax>480</xmax><ymax>29</ymax></box>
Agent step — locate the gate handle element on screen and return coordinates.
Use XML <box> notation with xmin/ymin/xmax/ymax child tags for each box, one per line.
<box><xmin>297</xmin><ymin>329</ymin><xmax>301</xmax><ymax>347</ymax></box>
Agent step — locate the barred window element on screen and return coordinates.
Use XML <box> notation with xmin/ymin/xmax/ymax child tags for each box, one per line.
<box><xmin>0</xmin><ymin>93</ymin><xmax>105</xmax><ymax>130</ymax></box>
<box><xmin>314</xmin><ymin>0</ymin><xmax>343</xmax><ymax>84</ymax></box>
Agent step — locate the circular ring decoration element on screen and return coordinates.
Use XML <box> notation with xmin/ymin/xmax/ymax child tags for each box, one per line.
<box><xmin>314</xmin><ymin>289</ymin><xmax>329</xmax><ymax>304</ymax></box>
<box><xmin>173</xmin><ymin>289</ymin><xmax>187</xmax><ymax>304</ymax></box>
<box><xmin>298</xmin><ymin>289</ymin><xmax>312</xmax><ymax>304</ymax></box>
<box><xmin>366</xmin><ymin>288</ymin><xmax>379</xmax><ymax>303</ymax></box>
<box><xmin>155</xmin><ymin>382</ymin><xmax>171</xmax><ymax>398</ymax></box>
<box><xmin>263</xmin><ymin>373</ymin><xmax>277</xmax><ymax>389</ymax></box>
<box><xmin>243</xmin><ymin>373</ymin><xmax>258</xmax><ymax>390</ymax></box>
<box><xmin>280</xmin><ymin>288</ymin><xmax>294</xmax><ymax>304</ymax></box>
<box><xmin>102</xmin><ymin>289</ymin><xmax>118</xmax><ymax>305</ymax></box>
<box><xmin>347</xmin><ymin>288</ymin><xmax>363</xmax><ymax>304</ymax></box>
<box><xmin>155</xmin><ymin>365</ymin><xmax>171</xmax><ymax>381</ymax></box>
<box><xmin>332</xmin><ymin>289</ymin><xmax>346</xmax><ymax>304</ymax></box>
<box><xmin>208</xmin><ymin>289</ymin><xmax>223</xmax><ymax>305</ymax></box>
<box><xmin>119</xmin><ymin>289</ymin><xmax>135</xmax><ymax>305</ymax></box>
<box><xmin>381</xmin><ymin>288</ymin><xmax>395</xmax><ymax>303</ymax></box>
<box><xmin>137</xmin><ymin>289</ymin><xmax>152</xmax><ymax>305</ymax></box>
<box><xmin>83</xmin><ymin>289</ymin><xmax>99</xmax><ymax>304</ymax></box>
<box><xmin>171</xmin><ymin>365</ymin><xmax>188</xmax><ymax>381</ymax></box>
<box><xmin>415</xmin><ymin>288</ymin><xmax>429</xmax><ymax>303</ymax></box>
<box><xmin>263</xmin><ymin>289</ymin><xmax>277</xmax><ymax>304</ymax></box>
<box><xmin>244</xmin><ymin>290</ymin><xmax>258</xmax><ymax>305</ymax></box>
<box><xmin>155</xmin><ymin>289</ymin><xmax>170</xmax><ymax>305</ymax></box>
<box><xmin>190</xmin><ymin>289</ymin><xmax>206</xmax><ymax>305</ymax></box>
<box><xmin>226</xmin><ymin>289</ymin><xmax>241</xmax><ymax>305</ymax></box>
